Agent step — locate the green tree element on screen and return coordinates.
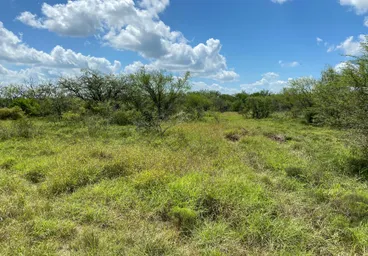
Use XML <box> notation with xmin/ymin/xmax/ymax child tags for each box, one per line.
<box><xmin>282</xmin><ymin>77</ymin><xmax>317</xmax><ymax>122</ymax></box>
<box><xmin>129</xmin><ymin>69</ymin><xmax>191</xmax><ymax>133</ymax></box>
<box><xmin>243</xmin><ymin>96</ymin><xmax>272</xmax><ymax>119</ymax></box>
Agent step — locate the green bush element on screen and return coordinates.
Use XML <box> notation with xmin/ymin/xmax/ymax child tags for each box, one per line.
<box><xmin>243</xmin><ymin>96</ymin><xmax>272</xmax><ymax>119</ymax></box>
<box><xmin>11</xmin><ymin>98</ymin><xmax>40</xmax><ymax>116</ymax></box>
<box><xmin>0</xmin><ymin>107</ymin><xmax>24</xmax><ymax>120</ymax></box>
<box><xmin>12</xmin><ymin>118</ymin><xmax>37</xmax><ymax>138</ymax></box>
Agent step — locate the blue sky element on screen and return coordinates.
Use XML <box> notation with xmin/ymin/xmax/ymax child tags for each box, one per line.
<box><xmin>0</xmin><ymin>0</ymin><xmax>367</xmax><ymax>94</ymax></box>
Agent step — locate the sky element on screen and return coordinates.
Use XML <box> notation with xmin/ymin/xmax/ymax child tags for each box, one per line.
<box><xmin>0</xmin><ymin>0</ymin><xmax>367</xmax><ymax>94</ymax></box>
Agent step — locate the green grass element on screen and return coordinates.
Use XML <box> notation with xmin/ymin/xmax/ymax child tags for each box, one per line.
<box><xmin>0</xmin><ymin>113</ymin><xmax>367</xmax><ymax>255</ymax></box>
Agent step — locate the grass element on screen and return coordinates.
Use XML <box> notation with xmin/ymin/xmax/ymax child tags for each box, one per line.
<box><xmin>0</xmin><ymin>112</ymin><xmax>367</xmax><ymax>255</ymax></box>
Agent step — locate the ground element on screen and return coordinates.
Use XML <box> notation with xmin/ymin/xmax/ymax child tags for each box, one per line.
<box><xmin>0</xmin><ymin>113</ymin><xmax>367</xmax><ymax>255</ymax></box>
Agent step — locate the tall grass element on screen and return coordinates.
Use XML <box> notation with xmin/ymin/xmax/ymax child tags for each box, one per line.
<box><xmin>0</xmin><ymin>113</ymin><xmax>367</xmax><ymax>255</ymax></box>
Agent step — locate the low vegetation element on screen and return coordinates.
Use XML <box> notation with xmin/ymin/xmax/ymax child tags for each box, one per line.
<box><xmin>0</xmin><ymin>39</ymin><xmax>368</xmax><ymax>255</ymax></box>
<box><xmin>0</xmin><ymin>113</ymin><xmax>367</xmax><ymax>255</ymax></box>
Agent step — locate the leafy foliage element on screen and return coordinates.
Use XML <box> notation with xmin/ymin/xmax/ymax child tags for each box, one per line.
<box><xmin>0</xmin><ymin>107</ymin><xmax>24</xmax><ymax>120</ymax></box>
<box><xmin>243</xmin><ymin>96</ymin><xmax>272</xmax><ymax>119</ymax></box>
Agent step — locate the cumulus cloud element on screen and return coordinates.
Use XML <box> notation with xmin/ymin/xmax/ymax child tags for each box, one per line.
<box><xmin>334</xmin><ymin>62</ymin><xmax>349</xmax><ymax>72</ymax></box>
<box><xmin>335</xmin><ymin>35</ymin><xmax>366</xmax><ymax>55</ymax></box>
<box><xmin>123</xmin><ymin>61</ymin><xmax>157</xmax><ymax>74</ymax></box>
<box><xmin>278</xmin><ymin>60</ymin><xmax>300</xmax><ymax>68</ymax></box>
<box><xmin>16</xmin><ymin>0</ymin><xmax>238</xmax><ymax>82</ymax></box>
<box><xmin>340</xmin><ymin>0</ymin><xmax>368</xmax><ymax>14</ymax></box>
<box><xmin>208</xmin><ymin>70</ymin><xmax>239</xmax><ymax>82</ymax></box>
<box><xmin>0</xmin><ymin>22</ymin><xmax>121</xmax><ymax>74</ymax></box>
<box><xmin>322</xmin><ymin>35</ymin><xmax>366</xmax><ymax>55</ymax></box>
<box><xmin>0</xmin><ymin>64</ymin><xmax>84</xmax><ymax>85</ymax></box>
<box><xmin>317</xmin><ymin>37</ymin><xmax>323</xmax><ymax>45</ymax></box>
<box><xmin>240</xmin><ymin>72</ymin><xmax>291</xmax><ymax>93</ymax></box>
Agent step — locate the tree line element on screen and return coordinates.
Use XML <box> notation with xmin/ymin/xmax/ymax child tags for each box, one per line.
<box><xmin>1</xmin><ymin>43</ymin><xmax>367</xmax><ymax>158</ymax></box>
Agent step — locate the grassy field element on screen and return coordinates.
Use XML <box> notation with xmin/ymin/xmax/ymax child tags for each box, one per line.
<box><xmin>0</xmin><ymin>112</ymin><xmax>367</xmax><ymax>255</ymax></box>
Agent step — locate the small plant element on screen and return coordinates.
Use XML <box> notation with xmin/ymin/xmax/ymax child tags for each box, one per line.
<box><xmin>12</xmin><ymin>118</ymin><xmax>37</xmax><ymax>138</ymax></box>
<box><xmin>76</xmin><ymin>229</ymin><xmax>100</xmax><ymax>252</ymax></box>
<box><xmin>0</xmin><ymin>107</ymin><xmax>24</xmax><ymax>120</ymax></box>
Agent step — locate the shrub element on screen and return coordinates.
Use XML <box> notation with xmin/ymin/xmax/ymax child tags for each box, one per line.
<box><xmin>12</xmin><ymin>118</ymin><xmax>37</xmax><ymax>138</ymax></box>
<box><xmin>303</xmin><ymin>107</ymin><xmax>318</xmax><ymax>124</ymax></box>
<box><xmin>11</xmin><ymin>98</ymin><xmax>40</xmax><ymax>116</ymax></box>
<box><xmin>243</xmin><ymin>96</ymin><xmax>272</xmax><ymax>119</ymax></box>
<box><xmin>0</xmin><ymin>118</ymin><xmax>38</xmax><ymax>140</ymax></box>
<box><xmin>0</xmin><ymin>123</ymin><xmax>11</xmax><ymax>140</ymax></box>
<box><xmin>0</xmin><ymin>107</ymin><xmax>24</xmax><ymax>120</ymax></box>
<box><xmin>110</xmin><ymin>110</ymin><xmax>140</xmax><ymax>126</ymax></box>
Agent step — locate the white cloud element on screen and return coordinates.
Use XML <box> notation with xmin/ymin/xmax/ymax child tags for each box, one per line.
<box><xmin>0</xmin><ymin>64</ymin><xmax>16</xmax><ymax>76</ymax></box>
<box><xmin>317</xmin><ymin>37</ymin><xmax>336</xmax><ymax>52</ymax></box>
<box><xmin>122</xmin><ymin>38</ymin><xmax>239</xmax><ymax>82</ymax></box>
<box><xmin>208</xmin><ymin>70</ymin><xmax>239</xmax><ymax>82</ymax></box>
<box><xmin>364</xmin><ymin>16</ymin><xmax>368</xmax><ymax>26</ymax></box>
<box><xmin>278</xmin><ymin>60</ymin><xmax>300</xmax><ymax>68</ymax></box>
<box><xmin>191</xmin><ymin>81</ymin><xmax>240</xmax><ymax>94</ymax></box>
<box><xmin>340</xmin><ymin>0</ymin><xmax>368</xmax><ymax>14</ymax></box>
<box><xmin>327</xmin><ymin>45</ymin><xmax>336</xmax><ymax>53</ymax></box>
<box><xmin>240</xmin><ymin>72</ymin><xmax>290</xmax><ymax>93</ymax></box>
<box><xmin>0</xmin><ymin>64</ymin><xmax>83</xmax><ymax>85</ymax></box>
<box><xmin>317</xmin><ymin>37</ymin><xmax>323</xmax><ymax>45</ymax></box>
<box><xmin>17</xmin><ymin>0</ymin><xmax>238</xmax><ymax>82</ymax></box>
<box><xmin>123</xmin><ymin>61</ymin><xmax>157</xmax><ymax>74</ymax></box>
<box><xmin>271</xmin><ymin>0</ymin><xmax>290</xmax><ymax>4</ymax></box>
<box><xmin>334</xmin><ymin>61</ymin><xmax>359</xmax><ymax>73</ymax></box>
<box><xmin>0</xmin><ymin>21</ymin><xmax>121</xmax><ymax>84</ymax></box>
<box><xmin>323</xmin><ymin>35</ymin><xmax>366</xmax><ymax>55</ymax></box>
<box><xmin>335</xmin><ymin>35</ymin><xmax>366</xmax><ymax>55</ymax></box>
<box><xmin>0</xmin><ymin>22</ymin><xmax>121</xmax><ymax>74</ymax></box>
<box><xmin>334</xmin><ymin>62</ymin><xmax>349</xmax><ymax>72</ymax></box>
<box><xmin>17</xmin><ymin>12</ymin><xmax>44</xmax><ymax>29</ymax></box>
